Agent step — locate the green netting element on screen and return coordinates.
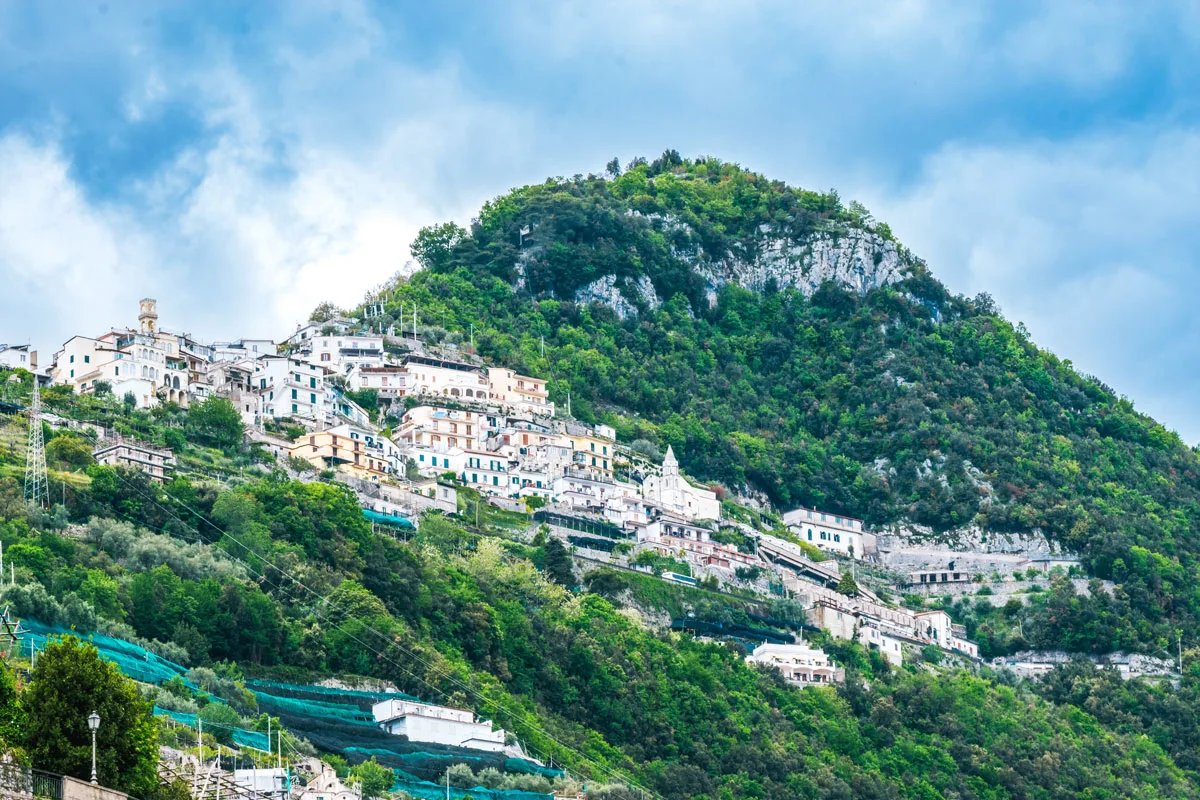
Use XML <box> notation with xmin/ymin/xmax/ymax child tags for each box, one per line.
<box><xmin>388</xmin><ymin>775</ymin><xmax>551</xmax><ymax>800</ymax></box>
<box><xmin>247</xmin><ymin>682</ymin><xmax>560</xmax><ymax>783</ymax></box>
<box><xmin>19</xmin><ymin>625</ymin><xmax>557</xmax><ymax>795</ymax></box>
<box><xmin>153</xmin><ymin>707</ymin><xmax>271</xmax><ymax>751</ymax></box>
<box><xmin>363</xmin><ymin>509</ymin><xmax>416</xmax><ymax>529</ymax></box>
<box><xmin>21</xmin><ymin>619</ymin><xmax>190</xmax><ymax>686</ymax></box>
<box><xmin>245</xmin><ymin>678</ymin><xmax>422</xmax><ymax>706</ymax></box>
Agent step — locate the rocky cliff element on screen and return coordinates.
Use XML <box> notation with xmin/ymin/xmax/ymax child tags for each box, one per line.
<box><xmin>572</xmin><ymin>215</ymin><xmax>914</xmax><ymax>318</ymax></box>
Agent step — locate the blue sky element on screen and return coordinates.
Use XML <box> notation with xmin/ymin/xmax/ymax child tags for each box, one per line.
<box><xmin>2</xmin><ymin>1</ymin><xmax>1199</xmax><ymax>440</ymax></box>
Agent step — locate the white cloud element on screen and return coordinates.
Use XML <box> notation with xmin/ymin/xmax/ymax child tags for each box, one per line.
<box><xmin>0</xmin><ymin>134</ymin><xmax>154</xmax><ymax>348</ymax></box>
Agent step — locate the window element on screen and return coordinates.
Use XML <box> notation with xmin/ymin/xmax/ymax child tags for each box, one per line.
<box><xmin>292</xmin><ymin>389</ymin><xmax>297</xmax><ymax>399</ymax></box>
<box><xmin>320</xmin><ymin>353</ymin><xmax>330</xmax><ymax>362</ymax></box>
<box><xmin>84</xmin><ymin>355</ymin><xmax>90</xmax><ymax>363</ymax></box>
<box><xmin>493</xmin><ymin>476</ymin><xmax>499</xmax><ymax>486</ymax></box>
<box><xmin>807</xmin><ymin>530</ymin><xmax>812</xmax><ymax>540</ymax></box>
<box><xmin>292</xmin><ymin>404</ymin><xmax>298</xmax><ymax>413</ymax></box>
<box><xmin>70</xmin><ymin>369</ymin><xmax>74</xmax><ymax>378</ymax></box>
<box><xmin>114</xmin><ymin>367</ymin><xmax>119</xmax><ymax>376</ymax></box>
<box><xmin>310</xmin><ymin>377</ymin><xmax>317</xmax><ymax>388</ymax></box>
<box><xmin>70</xmin><ymin>355</ymin><xmax>75</xmax><ymax>363</ymax></box>
<box><xmin>834</xmin><ymin>534</ymin><xmax>841</xmax><ymax>543</ymax></box>
<box><xmin>310</xmin><ymin>393</ymin><xmax>316</xmax><ymax>403</ymax></box>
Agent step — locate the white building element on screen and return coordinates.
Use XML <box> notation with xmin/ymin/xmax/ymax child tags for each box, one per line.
<box><xmin>461</xmin><ymin>450</ymin><xmax>513</xmax><ymax>493</ymax></box>
<box><xmin>639</xmin><ymin>514</ymin><xmax>757</xmax><ymax>572</ymax></box>
<box><xmin>299</xmin><ymin>333</ymin><xmax>385</xmax><ymax>374</ymax></box>
<box><xmin>233</xmin><ymin>769</ymin><xmax>289</xmax><ymax>797</ymax></box>
<box><xmin>252</xmin><ymin>355</ymin><xmax>332</xmax><ymax>426</ymax></box>
<box><xmin>0</xmin><ymin>344</ymin><xmax>36</xmax><ymax>371</ymax></box>
<box><xmin>283</xmin><ymin>319</ymin><xmax>355</xmax><ymax>347</ymax></box>
<box><xmin>212</xmin><ymin>338</ymin><xmax>276</xmax><ymax>362</ymax></box>
<box><xmin>746</xmin><ymin>642</ymin><xmax>843</xmax><ymax>685</ymax></box>
<box><xmin>372</xmin><ymin>698</ymin><xmax>506</xmax><ymax>752</ymax></box>
<box><xmin>296</xmin><ymin>762</ymin><xmax>359</xmax><ymax>800</ymax></box>
<box><xmin>51</xmin><ymin>299</ymin><xmax>192</xmax><ymax>408</ymax></box>
<box><xmin>782</xmin><ymin>507</ymin><xmax>876</xmax><ymax>560</ymax></box>
<box><xmin>403</xmin><ymin>355</ymin><xmax>492</xmax><ymax>401</ymax></box>
<box><xmin>641</xmin><ymin>446</ymin><xmax>720</xmax><ymax>522</ymax></box>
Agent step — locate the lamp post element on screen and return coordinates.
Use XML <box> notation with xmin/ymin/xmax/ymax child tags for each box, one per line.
<box><xmin>87</xmin><ymin>711</ymin><xmax>100</xmax><ymax>785</ymax></box>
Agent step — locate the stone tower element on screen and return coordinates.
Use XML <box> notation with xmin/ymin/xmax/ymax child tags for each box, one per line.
<box><xmin>139</xmin><ymin>298</ymin><xmax>158</xmax><ymax>335</ymax></box>
<box><xmin>662</xmin><ymin>445</ymin><xmax>680</xmax><ymax>494</ymax></box>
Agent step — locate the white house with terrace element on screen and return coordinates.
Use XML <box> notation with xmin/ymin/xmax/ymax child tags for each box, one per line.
<box><xmin>782</xmin><ymin>506</ymin><xmax>877</xmax><ymax>560</ymax></box>
<box><xmin>746</xmin><ymin>642</ymin><xmax>844</xmax><ymax>686</ymax></box>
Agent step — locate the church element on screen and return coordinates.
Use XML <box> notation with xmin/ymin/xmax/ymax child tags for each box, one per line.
<box><xmin>641</xmin><ymin>445</ymin><xmax>721</xmax><ymax>522</ymax></box>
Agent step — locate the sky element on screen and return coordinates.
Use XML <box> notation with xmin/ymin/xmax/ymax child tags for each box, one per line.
<box><xmin>2</xmin><ymin>1</ymin><xmax>1199</xmax><ymax>439</ymax></box>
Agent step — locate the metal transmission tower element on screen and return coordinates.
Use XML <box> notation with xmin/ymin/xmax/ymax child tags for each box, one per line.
<box><xmin>23</xmin><ymin>380</ymin><xmax>49</xmax><ymax>508</ymax></box>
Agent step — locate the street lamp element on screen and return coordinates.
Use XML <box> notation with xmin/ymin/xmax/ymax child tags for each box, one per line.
<box><xmin>87</xmin><ymin>712</ymin><xmax>100</xmax><ymax>785</ymax></box>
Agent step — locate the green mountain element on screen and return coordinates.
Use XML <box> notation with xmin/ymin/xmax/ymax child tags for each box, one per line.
<box><xmin>6</xmin><ymin>152</ymin><xmax>1200</xmax><ymax>800</ymax></box>
<box><xmin>363</xmin><ymin>152</ymin><xmax>1200</xmax><ymax>659</ymax></box>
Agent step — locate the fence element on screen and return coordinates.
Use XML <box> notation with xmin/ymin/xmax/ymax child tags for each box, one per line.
<box><xmin>0</xmin><ymin>762</ymin><xmax>64</xmax><ymax>800</ymax></box>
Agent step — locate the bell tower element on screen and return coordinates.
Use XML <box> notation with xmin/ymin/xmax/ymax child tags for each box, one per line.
<box><xmin>138</xmin><ymin>298</ymin><xmax>158</xmax><ymax>334</ymax></box>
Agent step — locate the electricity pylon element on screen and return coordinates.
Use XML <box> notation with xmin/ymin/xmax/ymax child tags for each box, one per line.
<box><xmin>23</xmin><ymin>379</ymin><xmax>49</xmax><ymax>508</ymax></box>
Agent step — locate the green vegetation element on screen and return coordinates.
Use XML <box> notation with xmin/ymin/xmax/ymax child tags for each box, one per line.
<box><xmin>20</xmin><ymin>637</ymin><xmax>159</xmax><ymax>798</ymax></box>
<box><xmin>342</xmin><ymin>154</ymin><xmax>1200</xmax><ymax>658</ymax></box>
<box><xmin>9</xmin><ymin>154</ymin><xmax>1200</xmax><ymax>796</ymax></box>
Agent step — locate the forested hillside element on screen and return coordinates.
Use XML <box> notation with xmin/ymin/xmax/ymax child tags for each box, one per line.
<box><xmin>1</xmin><ymin>376</ymin><xmax>1198</xmax><ymax>799</ymax></box>
<box><xmin>358</xmin><ymin>153</ymin><xmax>1200</xmax><ymax>656</ymax></box>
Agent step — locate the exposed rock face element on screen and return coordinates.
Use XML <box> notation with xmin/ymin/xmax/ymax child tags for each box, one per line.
<box><xmin>696</xmin><ymin>227</ymin><xmax>909</xmax><ymax>305</ymax></box>
<box><xmin>571</xmin><ymin>215</ymin><xmax>911</xmax><ymax>315</ymax></box>
<box><xmin>573</xmin><ymin>274</ymin><xmax>660</xmax><ymax>319</ymax></box>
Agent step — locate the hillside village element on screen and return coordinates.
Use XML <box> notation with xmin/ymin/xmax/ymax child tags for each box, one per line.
<box><xmin>17</xmin><ymin>299</ymin><xmax>999</xmax><ymax>674</ymax></box>
<box><xmin>1</xmin><ymin>292</ymin><xmax>1185</xmax><ymax>800</ymax></box>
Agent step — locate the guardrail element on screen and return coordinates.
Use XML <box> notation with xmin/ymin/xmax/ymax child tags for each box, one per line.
<box><xmin>0</xmin><ymin>762</ymin><xmax>64</xmax><ymax>800</ymax></box>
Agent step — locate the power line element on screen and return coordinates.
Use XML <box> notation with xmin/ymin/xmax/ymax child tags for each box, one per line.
<box><xmin>107</xmin><ymin>469</ymin><xmax>653</xmax><ymax>797</ymax></box>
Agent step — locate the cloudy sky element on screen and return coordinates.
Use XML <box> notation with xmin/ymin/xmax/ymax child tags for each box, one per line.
<box><xmin>2</xmin><ymin>1</ymin><xmax>1199</xmax><ymax>439</ymax></box>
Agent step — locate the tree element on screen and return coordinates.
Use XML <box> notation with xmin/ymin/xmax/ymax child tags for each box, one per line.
<box><xmin>351</xmin><ymin>757</ymin><xmax>394</xmax><ymax>799</ymax></box>
<box><xmin>198</xmin><ymin>703</ymin><xmax>241</xmax><ymax>745</ymax></box>
<box><xmin>91</xmin><ymin>380</ymin><xmax>112</xmax><ymax>397</ymax></box>
<box><xmin>46</xmin><ymin>435</ymin><xmax>95</xmax><ymax>469</ymax></box>
<box><xmin>0</xmin><ymin>658</ymin><xmax>24</xmax><ymax>753</ymax></box>
<box><xmin>837</xmin><ymin>572</ymin><xmax>860</xmax><ymax>597</ymax></box>
<box><xmin>22</xmin><ymin>637</ymin><xmax>158</xmax><ymax>796</ymax></box>
<box><xmin>605</xmin><ymin>157</ymin><xmax>622</xmax><ymax>178</ymax></box>
<box><xmin>186</xmin><ymin>397</ymin><xmax>244</xmax><ymax>450</ymax></box>
<box><xmin>163</xmin><ymin>428</ymin><xmax>187</xmax><ymax>452</ymax></box>
<box><xmin>542</xmin><ymin>537</ymin><xmax>576</xmax><ymax>587</ymax></box>
<box><xmin>309</xmin><ymin>302</ymin><xmax>342</xmax><ymax>323</ymax></box>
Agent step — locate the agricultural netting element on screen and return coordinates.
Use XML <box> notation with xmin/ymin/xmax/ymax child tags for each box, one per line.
<box><xmin>18</xmin><ymin>624</ymin><xmax>557</xmax><ymax>798</ymax></box>
<box><xmin>153</xmin><ymin>706</ymin><xmax>271</xmax><ymax>751</ymax></box>
<box><xmin>247</xmin><ymin>680</ymin><xmax>561</xmax><ymax>784</ymax></box>
<box><xmin>20</xmin><ymin>619</ymin><xmax>190</xmax><ymax>685</ymax></box>
<box><xmin>385</xmin><ymin>776</ymin><xmax>552</xmax><ymax>800</ymax></box>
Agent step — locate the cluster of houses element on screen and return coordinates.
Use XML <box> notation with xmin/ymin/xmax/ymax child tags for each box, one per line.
<box><xmin>24</xmin><ymin>298</ymin><xmax>984</xmax><ymax>687</ymax></box>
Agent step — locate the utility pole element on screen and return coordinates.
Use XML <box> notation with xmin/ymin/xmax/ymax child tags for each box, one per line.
<box><xmin>23</xmin><ymin>379</ymin><xmax>48</xmax><ymax>508</ymax></box>
<box><xmin>196</xmin><ymin>718</ymin><xmax>202</xmax><ymax>798</ymax></box>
